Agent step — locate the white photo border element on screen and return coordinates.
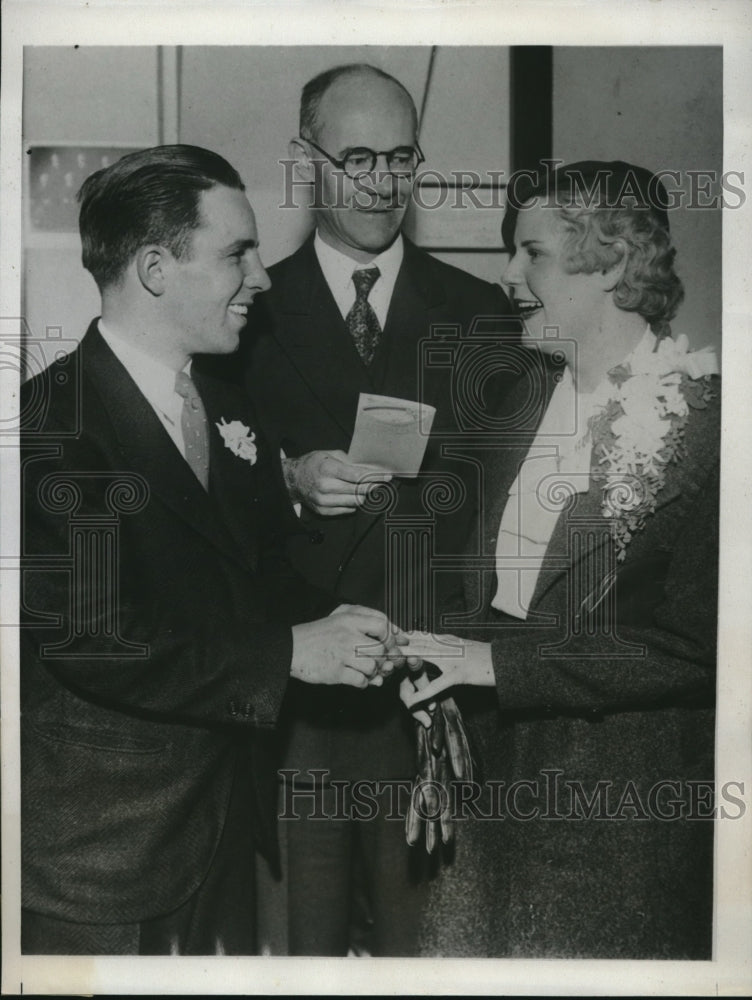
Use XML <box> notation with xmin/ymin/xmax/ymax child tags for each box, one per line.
<box><xmin>2</xmin><ymin>1</ymin><xmax>751</xmax><ymax>995</ymax></box>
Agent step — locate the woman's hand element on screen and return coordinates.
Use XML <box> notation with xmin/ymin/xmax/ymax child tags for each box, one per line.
<box><xmin>400</xmin><ymin>632</ymin><xmax>495</xmax><ymax>711</ymax></box>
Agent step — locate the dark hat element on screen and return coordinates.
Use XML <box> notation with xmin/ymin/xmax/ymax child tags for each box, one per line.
<box><xmin>502</xmin><ymin>159</ymin><xmax>671</xmax><ymax>248</ymax></box>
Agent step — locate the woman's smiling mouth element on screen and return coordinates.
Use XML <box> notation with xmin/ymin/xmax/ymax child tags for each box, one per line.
<box><xmin>513</xmin><ymin>297</ymin><xmax>543</xmax><ymax>319</ymax></box>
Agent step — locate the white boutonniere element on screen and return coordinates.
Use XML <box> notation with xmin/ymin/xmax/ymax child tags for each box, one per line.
<box><xmin>216</xmin><ymin>418</ymin><xmax>257</xmax><ymax>465</ymax></box>
<box><xmin>587</xmin><ymin>335</ymin><xmax>718</xmax><ymax>561</ymax></box>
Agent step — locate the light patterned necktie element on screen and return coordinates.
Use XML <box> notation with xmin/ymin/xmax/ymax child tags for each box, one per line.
<box><xmin>346</xmin><ymin>267</ymin><xmax>382</xmax><ymax>365</ymax></box>
<box><xmin>174</xmin><ymin>371</ymin><xmax>209</xmax><ymax>490</ymax></box>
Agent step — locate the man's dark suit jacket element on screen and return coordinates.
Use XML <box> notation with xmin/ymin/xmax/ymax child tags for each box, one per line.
<box><xmin>20</xmin><ymin>323</ymin><xmax>330</xmax><ymax>925</ymax></box>
<box><xmin>245</xmin><ymin>235</ymin><xmax>519</xmax><ymax>783</ymax></box>
<box><xmin>421</xmin><ymin>360</ymin><xmax>720</xmax><ymax>959</ymax></box>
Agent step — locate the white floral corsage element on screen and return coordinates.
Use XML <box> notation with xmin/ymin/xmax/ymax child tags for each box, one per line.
<box><xmin>216</xmin><ymin>418</ymin><xmax>257</xmax><ymax>465</ymax></box>
<box><xmin>587</xmin><ymin>334</ymin><xmax>718</xmax><ymax>561</ymax></box>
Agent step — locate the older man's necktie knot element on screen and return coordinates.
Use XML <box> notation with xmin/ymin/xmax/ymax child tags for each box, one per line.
<box><xmin>347</xmin><ymin>266</ymin><xmax>382</xmax><ymax>365</ymax></box>
<box><xmin>175</xmin><ymin>371</ymin><xmax>209</xmax><ymax>490</ymax></box>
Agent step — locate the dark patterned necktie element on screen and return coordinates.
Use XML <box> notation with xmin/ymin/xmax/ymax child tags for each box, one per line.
<box><xmin>175</xmin><ymin>371</ymin><xmax>209</xmax><ymax>490</ymax></box>
<box><xmin>346</xmin><ymin>266</ymin><xmax>382</xmax><ymax>365</ymax></box>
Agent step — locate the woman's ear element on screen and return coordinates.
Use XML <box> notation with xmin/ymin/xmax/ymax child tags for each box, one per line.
<box><xmin>288</xmin><ymin>137</ymin><xmax>316</xmax><ymax>185</ymax></box>
<box><xmin>135</xmin><ymin>246</ymin><xmax>168</xmax><ymax>296</ymax></box>
<box><xmin>599</xmin><ymin>239</ymin><xmax>629</xmax><ymax>292</ymax></box>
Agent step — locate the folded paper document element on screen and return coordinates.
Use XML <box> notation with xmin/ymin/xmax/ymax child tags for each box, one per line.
<box><xmin>348</xmin><ymin>393</ymin><xmax>436</xmax><ymax>478</ymax></box>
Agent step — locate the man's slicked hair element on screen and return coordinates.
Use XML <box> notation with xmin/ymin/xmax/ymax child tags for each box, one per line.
<box><xmin>299</xmin><ymin>63</ymin><xmax>418</xmax><ymax>141</ymax></box>
<box><xmin>77</xmin><ymin>144</ymin><xmax>245</xmax><ymax>291</ymax></box>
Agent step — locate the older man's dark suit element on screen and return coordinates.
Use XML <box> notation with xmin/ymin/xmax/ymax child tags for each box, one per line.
<box><xmin>245</xmin><ymin>234</ymin><xmax>517</xmax><ymax>953</ymax></box>
<box><xmin>21</xmin><ymin>324</ymin><xmax>330</xmax><ymax>953</ymax></box>
<box><xmin>420</xmin><ymin>361</ymin><xmax>720</xmax><ymax>958</ymax></box>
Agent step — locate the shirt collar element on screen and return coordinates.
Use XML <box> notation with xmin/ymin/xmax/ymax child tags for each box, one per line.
<box><xmin>98</xmin><ymin>319</ymin><xmax>190</xmax><ymax>420</ymax></box>
<box><xmin>313</xmin><ymin>230</ymin><xmax>404</xmax><ymax>322</ymax></box>
<box><xmin>626</xmin><ymin>324</ymin><xmax>659</xmax><ymax>371</ymax></box>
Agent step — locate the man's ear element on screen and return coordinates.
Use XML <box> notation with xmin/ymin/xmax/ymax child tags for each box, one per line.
<box><xmin>598</xmin><ymin>239</ymin><xmax>629</xmax><ymax>292</ymax></box>
<box><xmin>136</xmin><ymin>246</ymin><xmax>169</xmax><ymax>296</ymax></box>
<box><xmin>288</xmin><ymin>137</ymin><xmax>316</xmax><ymax>184</ymax></box>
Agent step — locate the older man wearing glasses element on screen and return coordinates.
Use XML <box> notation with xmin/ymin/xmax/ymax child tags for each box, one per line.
<box><xmin>243</xmin><ymin>63</ymin><xmax>517</xmax><ymax>956</ymax></box>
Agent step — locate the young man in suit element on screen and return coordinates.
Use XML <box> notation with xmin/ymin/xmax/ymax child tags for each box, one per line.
<box><xmin>245</xmin><ymin>64</ymin><xmax>519</xmax><ymax>955</ymax></box>
<box><xmin>20</xmin><ymin>144</ymin><xmax>407</xmax><ymax>955</ymax></box>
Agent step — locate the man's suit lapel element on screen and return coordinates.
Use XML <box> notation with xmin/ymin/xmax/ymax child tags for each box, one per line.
<box><xmin>264</xmin><ymin>236</ymin><xmax>467</xmax><ymax>574</ymax></box>
<box><xmin>338</xmin><ymin>240</ymin><xmax>448</xmax><ymax>553</ymax></box>
<box><xmin>370</xmin><ymin>238</ymin><xmax>446</xmax><ymax>399</ymax></box>
<box><xmin>83</xmin><ymin>326</ymin><xmax>255</xmax><ymax>571</ymax></box>
<box><xmin>194</xmin><ymin>366</ymin><xmax>261</xmax><ymax>571</ymax></box>
<box><xmin>265</xmin><ymin>235</ymin><xmax>376</xmax><ymax>439</ymax></box>
<box><xmin>264</xmin><ymin>236</ymin><xmax>446</xmax><ymax>433</ymax></box>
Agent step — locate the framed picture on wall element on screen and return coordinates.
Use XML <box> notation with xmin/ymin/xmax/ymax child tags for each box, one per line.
<box><xmin>407</xmin><ymin>175</ymin><xmax>508</xmax><ymax>252</ymax></box>
<box><xmin>25</xmin><ymin>143</ymin><xmax>143</xmax><ymax>239</ymax></box>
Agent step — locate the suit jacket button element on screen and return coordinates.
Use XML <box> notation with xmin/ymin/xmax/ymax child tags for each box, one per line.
<box><xmin>228</xmin><ymin>699</ymin><xmax>238</xmax><ymax>717</ymax></box>
<box><xmin>309</xmin><ymin>530</ymin><xmax>324</xmax><ymax>544</ymax></box>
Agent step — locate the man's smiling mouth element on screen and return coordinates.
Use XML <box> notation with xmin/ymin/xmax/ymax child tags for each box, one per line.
<box><xmin>355</xmin><ymin>205</ymin><xmax>401</xmax><ymax>214</ymax></box>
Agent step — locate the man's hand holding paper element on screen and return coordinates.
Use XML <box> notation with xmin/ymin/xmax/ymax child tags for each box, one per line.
<box><xmin>283</xmin><ymin>448</ymin><xmax>392</xmax><ymax>516</ymax></box>
<box><xmin>282</xmin><ymin>393</ymin><xmax>435</xmax><ymax>516</ymax></box>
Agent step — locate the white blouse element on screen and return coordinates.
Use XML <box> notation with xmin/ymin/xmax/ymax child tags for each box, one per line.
<box><xmin>491</xmin><ymin>365</ymin><xmax>599</xmax><ymax>619</ymax></box>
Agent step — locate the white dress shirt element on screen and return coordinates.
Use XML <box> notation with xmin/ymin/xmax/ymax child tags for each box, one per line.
<box><xmin>313</xmin><ymin>230</ymin><xmax>404</xmax><ymax>328</ymax></box>
<box><xmin>98</xmin><ymin>321</ymin><xmax>191</xmax><ymax>458</ymax></box>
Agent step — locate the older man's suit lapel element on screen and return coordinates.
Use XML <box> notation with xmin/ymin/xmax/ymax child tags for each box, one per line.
<box><xmin>370</xmin><ymin>238</ymin><xmax>447</xmax><ymax>398</ymax></box>
<box><xmin>336</xmin><ymin>239</ymin><xmax>455</xmax><ymax>569</ymax></box>
<box><xmin>261</xmin><ymin>235</ymin><xmax>376</xmax><ymax>442</ymax></box>
<box><xmin>261</xmin><ymin>236</ymin><xmax>454</xmax><ymax>564</ymax></box>
<box><xmin>83</xmin><ymin>325</ymin><xmax>258</xmax><ymax>573</ymax></box>
<box><xmin>262</xmin><ymin>236</ymin><xmax>451</xmax><ymax>435</ymax></box>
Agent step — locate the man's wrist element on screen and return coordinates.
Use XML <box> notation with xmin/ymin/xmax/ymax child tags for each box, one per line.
<box><xmin>282</xmin><ymin>456</ymin><xmax>302</xmax><ymax>504</ymax></box>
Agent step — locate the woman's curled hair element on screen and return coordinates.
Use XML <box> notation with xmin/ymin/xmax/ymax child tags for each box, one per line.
<box><xmin>556</xmin><ymin>203</ymin><xmax>684</xmax><ymax>340</ymax></box>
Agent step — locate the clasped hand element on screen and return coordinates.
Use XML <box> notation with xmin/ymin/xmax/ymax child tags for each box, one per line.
<box><xmin>400</xmin><ymin>631</ymin><xmax>496</xmax><ymax>725</ymax></box>
<box><xmin>291</xmin><ymin>604</ymin><xmax>408</xmax><ymax>689</ymax></box>
<box><xmin>284</xmin><ymin>450</ymin><xmax>392</xmax><ymax>516</ymax></box>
